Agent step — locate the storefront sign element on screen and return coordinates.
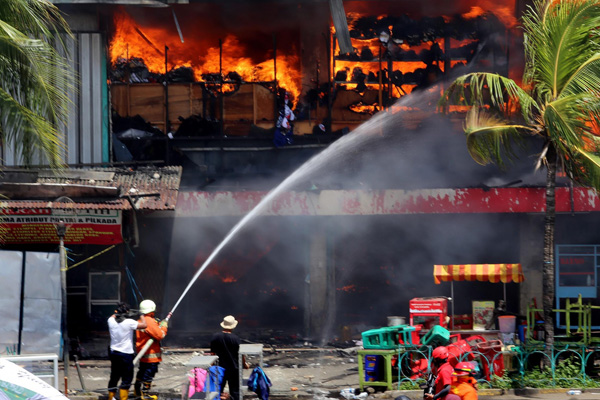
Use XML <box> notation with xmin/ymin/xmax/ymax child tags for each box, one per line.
<box><xmin>1</xmin><ymin>208</ymin><xmax>123</xmax><ymax>245</ymax></box>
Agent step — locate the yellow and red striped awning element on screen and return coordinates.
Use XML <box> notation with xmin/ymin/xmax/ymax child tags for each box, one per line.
<box><xmin>433</xmin><ymin>264</ymin><xmax>524</xmax><ymax>284</ymax></box>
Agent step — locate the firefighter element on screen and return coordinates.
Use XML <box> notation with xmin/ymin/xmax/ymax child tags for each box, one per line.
<box><xmin>134</xmin><ymin>300</ymin><xmax>168</xmax><ymax>400</ymax></box>
<box><xmin>424</xmin><ymin>346</ymin><xmax>453</xmax><ymax>400</ymax></box>
<box><xmin>446</xmin><ymin>362</ymin><xmax>478</xmax><ymax>400</ymax></box>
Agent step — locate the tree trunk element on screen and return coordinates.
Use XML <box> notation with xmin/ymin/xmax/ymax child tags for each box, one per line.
<box><xmin>543</xmin><ymin>143</ymin><xmax>557</xmax><ymax>350</ymax></box>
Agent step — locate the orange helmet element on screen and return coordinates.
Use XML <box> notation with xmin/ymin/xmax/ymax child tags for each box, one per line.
<box><xmin>453</xmin><ymin>362</ymin><xmax>476</xmax><ymax>377</ymax></box>
<box><xmin>432</xmin><ymin>346</ymin><xmax>448</xmax><ymax>360</ymax></box>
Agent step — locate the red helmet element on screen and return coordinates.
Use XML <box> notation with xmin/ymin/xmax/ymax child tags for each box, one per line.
<box><xmin>453</xmin><ymin>362</ymin><xmax>476</xmax><ymax>377</ymax></box>
<box><xmin>432</xmin><ymin>346</ymin><xmax>448</xmax><ymax>360</ymax></box>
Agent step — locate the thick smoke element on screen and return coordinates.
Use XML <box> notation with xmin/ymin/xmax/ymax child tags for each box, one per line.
<box><xmin>164</xmin><ymin>81</ymin><xmax>542</xmax><ymax>345</ymax></box>
<box><xmin>157</xmin><ymin>1</ymin><xmax>535</xmax><ymax>345</ymax></box>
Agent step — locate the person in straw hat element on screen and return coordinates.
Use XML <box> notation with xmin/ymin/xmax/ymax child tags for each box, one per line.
<box><xmin>210</xmin><ymin>315</ymin><xmax>249</xmax><ymax>400</ymax></box>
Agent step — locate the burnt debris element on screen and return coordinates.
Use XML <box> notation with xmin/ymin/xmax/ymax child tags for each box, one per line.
<box><xmin>334</xmin><ymin>10</ymin><xmax>508</xmax><ymax>100</ymax></box>
<box><xmin>347</xmin><ymin>12</ymin><xmax>505</xmax><ymax>44</ymax></box>
<box><xmin>174</xmin><ymin>114</ymin><xmax>220</xmax><ymax>137</ymax></box>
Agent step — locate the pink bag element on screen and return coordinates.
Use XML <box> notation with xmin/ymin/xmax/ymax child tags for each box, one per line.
<box><xmin>188</xmin><ymin>367</ymin><xmax>208</xmax><ymax>398</ymax></box>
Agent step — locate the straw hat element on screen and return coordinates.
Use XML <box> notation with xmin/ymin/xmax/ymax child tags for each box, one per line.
<box><xmin>220</xmin><ymin>315</ymin><xmax>238</xmax><ymax>330</ymax></box>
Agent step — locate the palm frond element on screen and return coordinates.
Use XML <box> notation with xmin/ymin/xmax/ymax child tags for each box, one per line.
<box><xmin>523</xmin><ymin>0</ymin><xmax>600</xmax><ymax>100</ymax></box>
<box><xmin>561</xmin><ymin>53</ymin><xmax>600</xmax><ymax>98</ymax></box>
<box><xmin>545</xmin><ymin>95</ymin><xmax>588</xmax><ymax>143</ymax></box>
<box><xmin>544</xmin><ymin>93</ymin><xmax>600</xmax><ymax>155</ymax></box>
<box><xmin>440</xmin><ymin>72</ymin><xmax>540</xmax><ymax>124</ymax></box>
<box><xmin>561</xmin><ymin>146</ymin><xmax>600</xmax><ymax>191</ymax></box>
<box><xmin>463</xmin><ymin>107</ymin><xmax>536</xmax><ymax>167</ymax></box>
<box><xmin>0</xmin><ymin>87</ymin><xmax>64</xmax><ymax>167</ymax></box>
<box><xmin>0</xmin><ymin>0</ymin><xmax>75</xmax><ymax>166</ymax></box>
<box><xmin>0</xmin><ymin>0</ymin><xmax>72</xmax><ymax>40</ymax></box>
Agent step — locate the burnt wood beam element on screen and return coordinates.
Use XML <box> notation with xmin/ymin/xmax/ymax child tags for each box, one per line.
<box><xmin>329</xmin><ymin>0</ymin><xmax>353</xmax><ymax>54</ymax></box>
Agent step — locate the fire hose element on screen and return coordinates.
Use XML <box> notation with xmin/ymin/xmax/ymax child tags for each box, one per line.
<box><xmin>422</xmin><ymin>371</ymin><xmax>435</xmax><ymax>399</ymax></box>
<box><xmin>133</xmin><ymin>311</ymin><xmax>172</xmax><ymax>365</ymax></box>
<box><xmin>132</xmin><ymin>219</ymin><xmax>223</xmax><ymax>364</ymax></box>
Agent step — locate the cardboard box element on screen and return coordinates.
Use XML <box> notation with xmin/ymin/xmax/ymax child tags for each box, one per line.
<box><xmin>472</xmin><ymin>301</ymin><xmax>495</xmax><ymax>330</ymax></box>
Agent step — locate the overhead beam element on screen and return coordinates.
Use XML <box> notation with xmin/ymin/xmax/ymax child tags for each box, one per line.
<box><xmin>176</xmin><ymin>187</ymin><xmax>600</xmax><ymax>217</ymax></box>
<box><xmin>0</xmin><ymin>183</ymin><xmax>119</xmax><ymax>199</ymax></box>
<box><xmin>329</xmin><ymin>0</ymin><xmax>353</xmax><ymax>54</ymax></box>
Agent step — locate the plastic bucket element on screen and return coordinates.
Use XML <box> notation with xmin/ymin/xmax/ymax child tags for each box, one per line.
<box><xmin>498</xmin><ymin>315</ymin><xmax>516</xmax><ymax>334</ymax></box>
<box><xmin>387</xmin><ymin>316</ymin><xmax>406</xmax><ymax>326</ymax></box>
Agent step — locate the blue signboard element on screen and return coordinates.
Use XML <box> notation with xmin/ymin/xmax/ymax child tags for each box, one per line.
<box><xmin>555</xmin><ymin>245</ymin><xmax>599</xmax><ymax>328</ymax></box>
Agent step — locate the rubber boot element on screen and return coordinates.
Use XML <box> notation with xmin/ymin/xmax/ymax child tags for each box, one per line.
<box><xmin>134</xmin><ymin>382</ymin><xmax>141</xmax><ymax>398</ymax></box>
<box><xmin>108</xmin><ymin>391</ymin><xmax>116</xmax><ymax>400</ymax></box>
<box><xmin>119</xmin><ymin>388</ymin><xmax>129</xmax><ymax>400</ymax></box>
<box><xmin>141</xmin><ymin>382</ymin><xmax>157</xmax><ymax>400</ymax></box>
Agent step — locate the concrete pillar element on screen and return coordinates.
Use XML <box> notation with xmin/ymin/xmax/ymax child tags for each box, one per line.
<box><xmin>519</xmin><ymin>214</ymin><xmax>544</xmax><ymax>315</ymax></box>
<box><xmin>306</xmin><ymin>219</ymin><xmax>335</xmax><ymax>343</ymax></box>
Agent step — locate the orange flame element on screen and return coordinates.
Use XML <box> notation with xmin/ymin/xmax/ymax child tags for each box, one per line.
<box><xmin>109</xmin><ymin>9</ymin><xmax>301</xmax><ymax>103</ymax></box>
<box><xmin>337</xmin><ymin>285</ymin><xmax>357</xmax><ymax>292</ymax></box>
<box><xmin>334</xmin><ymin>3</ymin><xmax>517</xmax><ymax>102</ymax></box>
<box><xmin>349</xmin><ymin>102</ymin><xmax>379</xmax><ymax>115</ymax></box>
<box><xmin>472</xmin><ymin>1</ymin><xmax>517</xmax><ymax>28</ymax></box>
<box><xmin>462</xmin><ymin>6</ymin><xmax>486</xmax><ymax>19</ymax></box>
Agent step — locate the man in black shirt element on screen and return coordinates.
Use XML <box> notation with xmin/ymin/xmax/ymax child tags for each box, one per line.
<box><xmin>210</xmin><ymin>315</ymin><xmax>244</xmax><ymax>400</ymax></box>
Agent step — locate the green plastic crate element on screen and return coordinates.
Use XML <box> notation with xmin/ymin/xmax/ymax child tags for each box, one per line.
<box><xmin>361</xmin><ymin>327</ymin><xmax>397</xmax><ymax>349</ymax></box>
<box><xmin>361</xmin><ymin>325</ymin><xmax>418</xmax><ymax>349</ymax></box>
<box><xmin>421</xmin><ymin>325</ymin><xmax>450</xmax><ymax>347</ymax></box>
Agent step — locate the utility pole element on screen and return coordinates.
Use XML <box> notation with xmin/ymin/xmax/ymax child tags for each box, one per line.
<box><xmin>56</xmin><ymin>221</ymin><xmax>69</xmax><ymax>382</ymax></box>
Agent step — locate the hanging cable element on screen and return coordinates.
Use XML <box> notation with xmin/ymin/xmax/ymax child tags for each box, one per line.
<box><xmin>125</xmin><ymin>266</ymin><xmax>144</xmax><ymax>305</ymax></box>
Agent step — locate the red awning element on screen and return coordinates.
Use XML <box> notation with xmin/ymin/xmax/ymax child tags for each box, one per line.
<box><xmin>433</xmin><ymin>264</ymin><xmax>524</xmax><ymax>284</ymax></box>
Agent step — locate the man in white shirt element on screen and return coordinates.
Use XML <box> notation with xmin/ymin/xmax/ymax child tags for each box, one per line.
<box><xmin>108</xmin><ymin>303</ymin><xmax>147</xmax><ymax>400</ymax></box>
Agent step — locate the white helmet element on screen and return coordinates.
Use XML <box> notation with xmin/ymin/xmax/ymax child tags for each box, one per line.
<box><xmin>139</xmin><ymin>299</ymin><xmax>156</xmax><ymax>314</ymax></box>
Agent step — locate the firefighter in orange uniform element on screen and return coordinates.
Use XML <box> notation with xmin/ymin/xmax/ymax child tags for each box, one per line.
<box><xmin>446</xmin><ymin>362</ymin><xmax>478</xmax><ymax>400</ymax></box>
<box><xmin>134</xmin><ymin>300</ymin><xmax>168</xmax><ymax>400</ymax></box>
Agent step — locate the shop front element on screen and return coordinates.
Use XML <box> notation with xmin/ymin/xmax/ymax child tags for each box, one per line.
<box><xmin>0</xmin><ymin>166</ymin><xmax>182</xmax><ymax>353</ymax></box>
<box><xmin>433</xmin><ymin>263</ymin><xmax>525</xmax><ymax>332</ymax></box>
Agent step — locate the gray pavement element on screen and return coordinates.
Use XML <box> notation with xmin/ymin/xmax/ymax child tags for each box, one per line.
<box><xmin>57</xmin><ymin>347</ymin><xmax>595</xmax><ymax>400</ymax></box>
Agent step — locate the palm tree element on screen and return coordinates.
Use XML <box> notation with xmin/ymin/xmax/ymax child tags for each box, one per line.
<box><xmin>439</xmin><ymin>0</ymin><xmax>600</xmax><ymax>347</ymax></box>
<box><xmin>0</xmin><ymin>0</ymin><xmax>74</xmax><ymax>167</ymax></box>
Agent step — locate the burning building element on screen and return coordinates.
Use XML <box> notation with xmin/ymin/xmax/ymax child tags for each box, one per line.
<box><xmin>17</xmin><ymin>0</ymin><xmax>599</xmax><ymax>350</ymax></box>
<box><xmin>104</xmin><ymin>0</ymin><xmax>519</xmax><ymax>136</ymax></box>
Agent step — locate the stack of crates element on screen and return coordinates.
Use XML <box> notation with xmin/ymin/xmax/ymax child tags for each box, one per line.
<box><xmin>362</xmin><ymin>325</ymin><xmax>419</xmax><ymax>349</ymax></box>
<box><xmin>363</xmin><ymin>354</ymin><xmax>383</xmax><ymax>382</ymax></box>
<box><xmin>362</xmin><ymin>327</ymin><xmax>397</xmax><ymax>350</ymax></box>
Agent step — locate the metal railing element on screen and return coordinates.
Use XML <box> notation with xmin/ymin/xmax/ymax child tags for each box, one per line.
<box><xmin>395</xmin><ymin>343</ymin><xmax>600</xmax><ymax>389</ymax></box>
